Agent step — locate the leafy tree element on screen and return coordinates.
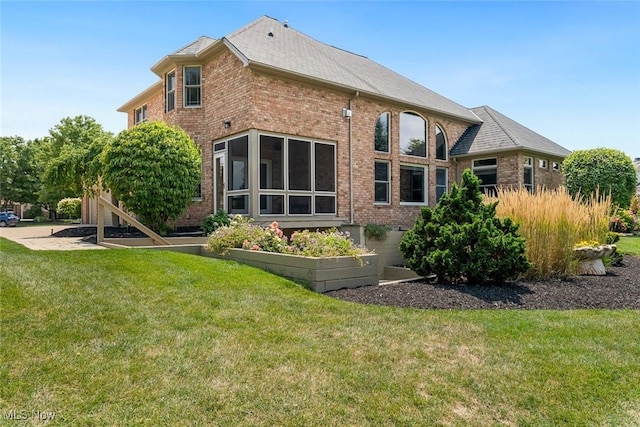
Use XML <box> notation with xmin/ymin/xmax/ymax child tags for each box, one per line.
<box><xmin>41</xmin><ymin>116</ymin><xmax>112</xmax><ymax>199</ymax></box>
<box><xmin>563</xmin><ymin>148</ymin><xmax>637</xmax><ymax>208</ymax></box>
<box><xmin>102</xmin><ymin>121</ymin><xmax>201</xmax><ymax>234</ymax></box>
<box><xmin>400</xmin><ymin>169</ymin><xmax>530</xmax><ymax>285</ymax></box>
<box><xmin>0</xmin><ymin>136</ymin><xmax>43</xmax><ymax>208</ymax></box>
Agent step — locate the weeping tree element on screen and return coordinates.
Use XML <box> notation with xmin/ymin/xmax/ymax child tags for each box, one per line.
<box><xmin>101</xmin><ymin>122</ymin><xmax>201</xmax><ymax>234</ymax></box>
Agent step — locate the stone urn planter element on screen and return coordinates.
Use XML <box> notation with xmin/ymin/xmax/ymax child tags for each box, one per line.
<box><xmin>202</xmin><ymin>248</ymin><xmax>378</xmax><ymax>293</ymax></box>
<box><xmin>573</xmin><ymin>244</ymin><xmax>617</xmax><ymax>275</ymax></box>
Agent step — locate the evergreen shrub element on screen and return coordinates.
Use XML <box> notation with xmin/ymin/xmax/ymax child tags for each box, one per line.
<box><xmin>399</xmin><ymin>170</ymin><xmax>530</xmax><ymax>285</ymax></box>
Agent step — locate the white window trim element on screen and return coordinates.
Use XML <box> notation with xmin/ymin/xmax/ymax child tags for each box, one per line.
<box><xmin>524</xmin><ymin>156</ymin><xmax>534</xmax><ymax>191</ymax></box>
<box><xmin>472</xmin><ymin>157</ymin><xmax>498</xmax><ymax>192</ymax></box>
<box><xmin>165</xmin><ymin>70</ymin><xmax>176</xmax><ymax>113</ymax></box>
<box><xmin>435</xmin><ymin>124</ymin><xmax>448</xmax><ymax>161</ymax></box>
<box><xmin>374</xmin><ymin>160</ymin><xmax>391</xmax><ymax>205</ymax></box>
<box><xmin>183</xmin><ymin>65</ymin><xmax>202</xmax><ymax>108</ymax></box>
<box><xmin>436</xmin><ymin>167</ymin><xmax>448</xmax><ymax>202</ymax></box>
<box><xmin>539</xmin><ymin>159</ymin><xmax>548</xmax><ymax>169</ymax></box>
<box><xmin>552</xmin><ymin>162</ymin><xmax>561</xmax><ymax>172</ymax></box>
<box><xmin>399</xmin><ymin>163</ymin><xmax>428</xmax><ymax>206</ymax></box>
<box><xmin>134</xmin><ymin>104</ymin><xmax>147</xmax><ymax>125</ymax></box>
<box><xmin>374</xmin><ymin>112</ymin><xmax>391</xmax><ymax>154</ymax></box>
<box><xmin>399</xmin><ymin>111</ymin><xmax>428</xmax><ymax>158</ymax></box>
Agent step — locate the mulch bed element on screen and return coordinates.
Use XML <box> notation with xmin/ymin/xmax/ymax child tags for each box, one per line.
<box><xmin>327</xmin><ymin>256</ymin><xmax>640</xmax><ymax>310</ymax></box>
<box><xmin>53</xmin><ymin>226</ymin><xmax>204</xmax><ymax>242</ymax></box>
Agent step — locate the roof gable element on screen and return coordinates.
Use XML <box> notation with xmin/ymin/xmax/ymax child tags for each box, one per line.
<box><xmin>213</xmin><ymin>16</ymin><xmax>480</xmax><ymax>123</ymax></box>
<box><xmin>451</xmin><ymin>106</ymin><xmax>571</xmax><ymax>158</ymax></box>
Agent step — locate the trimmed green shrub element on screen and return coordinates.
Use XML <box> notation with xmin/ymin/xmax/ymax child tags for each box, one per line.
<box><xmin>102</xmin><ymin>121</ymin><xmax>201</xmax><ymax>234</ymax></box>
<box><xmin>56</xmin><ymin>197</ymin><xmax>81</xmax><ymax>219</ymax></box>
<box><xmin>563</xmin><ymin>148</ymin><xmax>637</xmax><ymax>209</ymax></box>
<box><xmin>364</xmin><ymin>223</ymin><xmax>392</xmax><ymax>241</ymax></box>
<box><xmin>202</xmin><ymin>210</ymin><xmax>231</xmax><ymax>235</ymax></box>
<box><xmin>400</xmin><ymin>169</ymin><xmax>530</xmax><ymax>285</ymax></box>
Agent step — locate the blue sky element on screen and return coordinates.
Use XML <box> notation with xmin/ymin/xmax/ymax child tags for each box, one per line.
<box><xmin>2</xmin><ymin>1</ymin><xmax>639</xmax><ymax>160</ymax></box>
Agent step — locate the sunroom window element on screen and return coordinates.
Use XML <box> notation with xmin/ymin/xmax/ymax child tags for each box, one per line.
<box><xmin>399</xmin><ymin>112</ymin><xmax>427</xmax><ymax>157</ymax></box>
<box><xmin>374</xmin><ymin>113</ymin><xmax>389</xmax><ymax>152</ymax></box>
<box><xmin>183</xmin><ymin>66</ymin><xmax>201</xmax><ymax>107</ymax></box>
<box><xmin>256</xmin><ymin>134</ymin><xmax>336</xmax><ymax>216</ymax></box>
<box><xmin>227</xmin><ymin>135</ymin><xmax>249</xmax><ymax>214</ymax></box>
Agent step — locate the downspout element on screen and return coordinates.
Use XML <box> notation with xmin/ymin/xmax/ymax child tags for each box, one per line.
<box><xmin>349</xmin><ymin>91</ymin><xmax>360</xmax><ymax>224</ymax></box>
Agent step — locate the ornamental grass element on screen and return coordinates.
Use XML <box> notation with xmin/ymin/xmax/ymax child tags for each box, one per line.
<box><xmin>488</xmin><ymin>186</ymin><xmax>611</xmax><ymax>279</ymax></box>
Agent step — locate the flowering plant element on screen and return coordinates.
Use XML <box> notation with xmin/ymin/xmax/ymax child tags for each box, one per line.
<box><xmin>207</xmin><ymin>218</ymin><xmax>369</xmax><ymax>258</ymax></box>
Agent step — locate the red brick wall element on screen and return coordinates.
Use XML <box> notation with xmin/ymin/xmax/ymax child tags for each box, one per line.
<box><xmin>128</xmin><ymin>45</ymin><xmax>576</xmax><ymax>230</ymax></box>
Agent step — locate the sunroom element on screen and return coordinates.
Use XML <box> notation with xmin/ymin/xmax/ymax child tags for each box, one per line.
<box><xmin>211</xmin><ymin>130</ymin><xmax>344</xmax><ymax>228</ymax></box>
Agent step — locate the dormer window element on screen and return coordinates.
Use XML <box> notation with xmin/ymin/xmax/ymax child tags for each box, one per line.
<box><xmin>184</xmin><ymin>66</ymin><xmax>201</xmax><ymax>107</ymax></box>
<box><xmin>166</xmin><ymin>70</ymin><xmax>176</xmax><ymax>112</ymax></box>
<box><xmin>134</xmin><ymin>105</ymin><xmax>147</xmax><ymax>124</ymax></box>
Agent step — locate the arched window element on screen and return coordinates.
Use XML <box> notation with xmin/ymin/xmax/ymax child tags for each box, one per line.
<box><xmin>435</xmin><ymin>125</ymin><xmax>447</xmax><ymax>160</ymax></box>
<box><xmin>399</xmin><ymin>112</ymin><xmax>427</xmax><ymax>157</ymax></box>
<box><xmin>374</xmin><ymin>113</ymin><xmax>389</xmax><ymax>152</ymax></box>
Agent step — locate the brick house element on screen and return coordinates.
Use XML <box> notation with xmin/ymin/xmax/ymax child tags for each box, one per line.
<box><xmin>114</xmin><ymin>16</ymin><xmax>570</xmax><ymax>231</ymax></box>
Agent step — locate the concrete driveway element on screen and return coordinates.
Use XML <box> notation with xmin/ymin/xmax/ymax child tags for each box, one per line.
<box><xmin>0</xmin><ymin>224</ymin><xmax>106</xmax><ymax>251</ymax></box>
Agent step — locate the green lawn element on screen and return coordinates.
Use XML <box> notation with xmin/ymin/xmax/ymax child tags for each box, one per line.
<box><xmin>618</xmin><ymin>235</ymin><xmax>640</xmax><ymax>255</ymax></box>
<box><xmin>1</xmin><ymin>238</ymin><xmax>639</xmax><ymax>426</ymax></box>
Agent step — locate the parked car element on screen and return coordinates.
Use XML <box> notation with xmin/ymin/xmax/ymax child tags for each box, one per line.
<box><xmin>0</xmin><ymin>212</ymin><xmax>20</xmax><ymax>227</ymax></box>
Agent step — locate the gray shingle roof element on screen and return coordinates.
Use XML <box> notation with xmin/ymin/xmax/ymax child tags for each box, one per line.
<box><xmin>173</xmin><ymin>16</ymin><xmax>479</xmax><ymax>124</ymax></box>
<box><xmin>450</xmin><ymin>106</ymin><xmax>571</xmax><ymax>158</ymax></box>
<box><xmin>173</xmin><ymin>36</ymin><xmax>217</xmax><ymax>56</ymax></box>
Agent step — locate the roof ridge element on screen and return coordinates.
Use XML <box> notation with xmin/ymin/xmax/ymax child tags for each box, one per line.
<box><xmin>483</xmin><ymin>106</ymin><xmax>521</xmax><ymax>148</ymax></box>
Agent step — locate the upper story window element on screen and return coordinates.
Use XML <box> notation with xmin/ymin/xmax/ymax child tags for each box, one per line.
<box><xmin>399</xmin><ymin>112</ymin><xmax>427</xmax><ymax>157</ymax></box>
<box><xmin>166</xmin><ymin>70</ymin><xmax>176</xmax><ymax>112</ymax></box>
<box><xmin>552</xmin><ymin>161</ymin><xmax>561</xmax><ymax>172</ymax></box>
<box><xmin>472</xmin><ymin>158</ymin><xmax>498</xmax><ymax>195</ymax></box>
<box><xmin>134</xmin><ymin>105</ymin><xmax>147</xmax><ymax>125</ymax></box>
<box><xmin>435</xmin><ymin>125</ymin><xmax>447</xmax><ymax>160</ymax></box>
<box><xmin>183</xmin><ymin>66</ymin><xmax>201</xmax><ymax>107</ymax></box>
<box><xmin>374</xmin><ymin>113</ymin><xmax>389</xmax><ymax>152</ymax></box>
<box><xmin>539</xmin><ymin>159</ymin><xmax>548</xmax><ymax>169</ymax></box>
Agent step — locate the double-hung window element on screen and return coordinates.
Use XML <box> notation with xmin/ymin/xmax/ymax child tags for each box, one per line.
<box><xmin>375</xmin><ymin>161</ymin><xmax>390</xmax><ymax>204</ymax></box>
<box><xmin>166</xmin><ymin>71</ymin><xmax>175</xmax><ymax>112</ymax></box>
<box><xmin>436</xmin><ymin>167</ymin><xmax>448</xmax><ymax>202</ymax></box>
<box><xmin>134</xmin><ymin>105</ymin><xmax>147</xmax><ymax>125</ymax></box>
<box><xmin>524</xmin><ymin>156</ymin><xmax>534</xmax><ymax>192</ymax></box>
<box><xmin>183</xmin><ymin>66</ymin><xmax>201</xmax><ymax>107</ymax></box>
<box><xmin>473</xmin><ymin>158</ymin><xmax>498</xmax><ymax>195</ymax></box>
